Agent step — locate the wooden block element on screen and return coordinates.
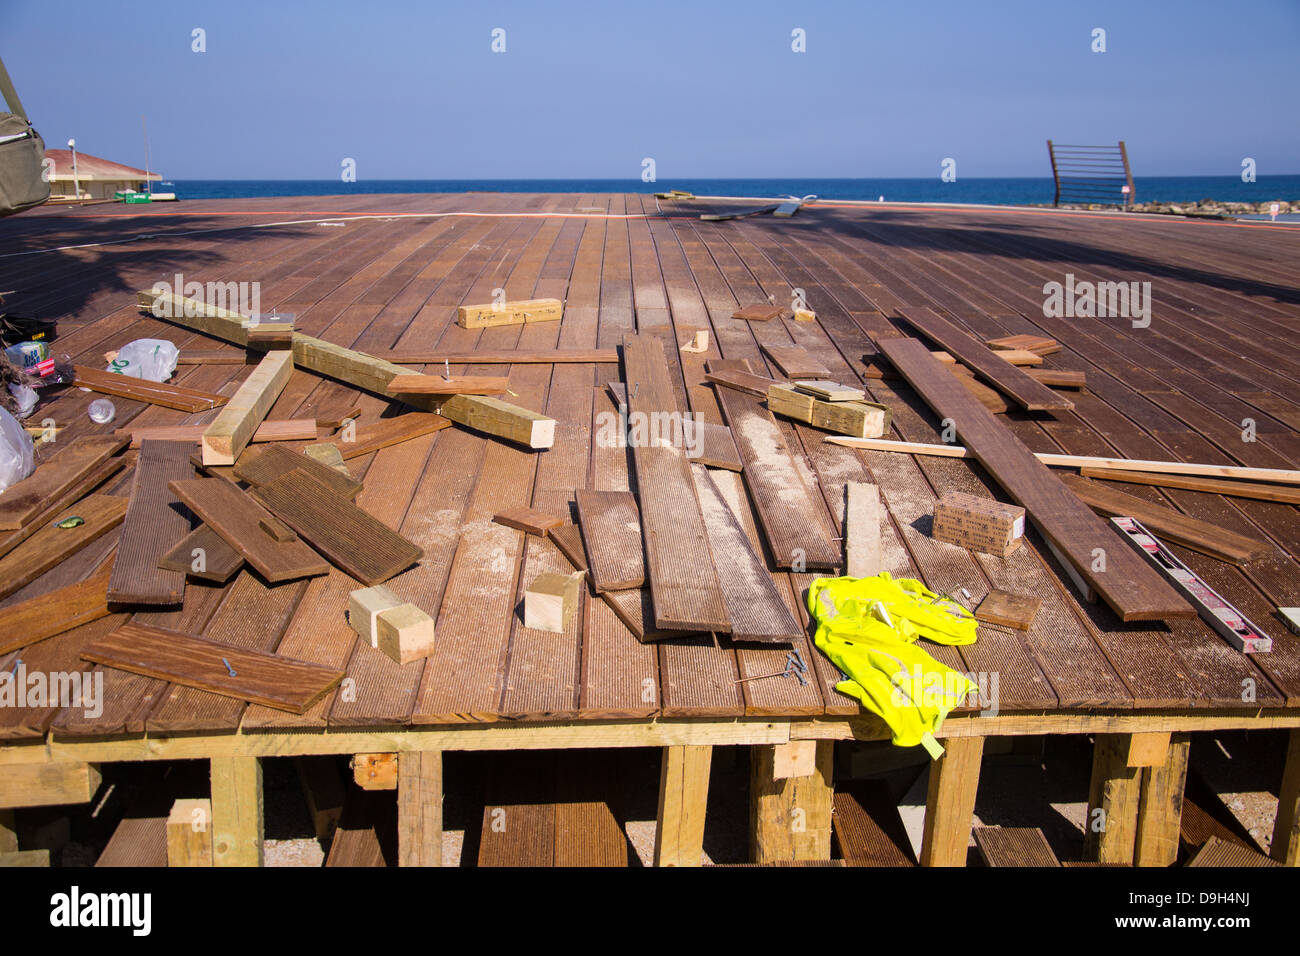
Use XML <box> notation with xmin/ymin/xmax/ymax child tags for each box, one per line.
<box><xmin>169</xmin><ymin>478</ymin><xmax>331</xmax><ymax>582</ymax></box>
<box><xmin>376</xmin><ymin>603</ymin><xmax>436</xmax><ymax>665</ymax></box>
<box><xmin>166</xmin><ymin>798</ymin><xmax>213</xmax><ymax>867</ymax></box>
<box><xmin>772</xmin><ymin>741</ymin><xmax>818</xmax><ymax>780</ymax></box>
<box><xmin>330</xmin><ymin>412</ymin><xmax>451</xmax><ymax>460</ymax></box>
<box><xmin>1026</xmin><ymin>368</ymin><xmax>1086</xmax><ymax>389</ymax></box>
<box><xmin>257</xmin><ymin>516</ymin><xmax>296</xmax><ymax>543</ymax></box>
<box><xmin>844</xmin><ymin>482</ymin><xmax>881</xmax><ymax>578</ymax></box>
<box><xmin>117</xmin><ymin>418</ymin><xmax>318</xmax><ymax>448</ymax></box>
<box><xmin>457</xmin><ymin>297</ymin><xmax>562</xmax><ymax>329</ymax></box>
<box><xmin>81</xmin><ymin>622</ymin><xmax>345</xmax><ymax>714</ymax></box>
<box><xmin>235</xmin><ymin>442</ymin><xmax>362</xmax><ymax>501</ymax></box>
<box><xmin>158</xmin><ymin>523</ymin><xmax>244</xmax><ymax>583</ymax></box>
<box><xmin>732</xmin><ymin>304</ymin><xmax>783</xmax><ymax>321</ymax></box>
<box><xmin>1079</xmin><ymin>467</ymin><xmax>1300</xmax><ymax>505</ymax></box>
<box><xmin>751</xmin><ymin>741</ymin><xmax>834</xmax><ymax>863</ymax></box>
<box><xmin>679</xmin><ymin>329</ymin><xmax>709</xmax><ymax>353</ymax></box>
<box><xmin>492</xmin><ymin>506</ymin><xmax>566</xmax><ymax>537</ymax></box>
<box><xmin>251</xmin><ymin>468</ymin><xmax>422</xmax><ymax>585</ymax></box>
<box><xmin>810</xmin><ymin>399</ymin><xmax>890</xmax><ymax>438</ymax></box>
<box><xmin>919</xmin><ymin>736</ymin><xmax>984</xmax><ymax>867</ymax></box>
<box><xmin>0</xmin><ymin>435</ymin><xmax>126</xmax><ymax>531</ymax></box>
<box><xmin>201</xmin><ymin>350</ymin><xmax>294</xmax><ymax>465</ymax></box>
<box><xmin>73</xmin><ymin>365</ymin><xmax>228</xmax><ymax>413</ymax></box>
<box><xmin>654</xmin><ymin>745</ymin><xmax>712</xmax><ymax>867</ymax></box>
<box><xmin>386</xmin><ymin>373</ymin><xmax>509</xmax><ymax>395</ymax></box>
<box><xmin>348</xmin><ymin>585</ymin><xmax>402</xmax><ymax>647</ymax></box>
<box><xmin>762</xmin><ymin>345</ymin><xmax>830</xmax><ymax>380</ymax></box>
<box><xmin>525</xmin><ymin>571</ymin><xmax>584</xmax><ymax>633</ymax></box>
<box><xmin>793</xmin><ymin>308</ymin><xmax>816</xmax><ymax>322</ymax></box>
<box><xmin>932</xmin><ymin>490</ymin><xmax>1025</xmax><ymax>558</ymax></box>
<box><xmin>574</xmin><ymin>490</ymin><xmax>645</xmax><ymax>592</ymax></box>
<box><xmin>210</xmin><ymin>756</ymin><xmax>263</xmax><ymax>867</ymax></box>
<box><xmin>107</xmin><ymin>439</ymin><xmax>192</xmax><ymax>605</ymax></box>
<box><xmin>767</xmin><ymin>383</ymin><xmax>816</xmax><ymax>422</ymax></box>
<box><xmin>352</xmin><ymin>753</ymin><xmax>398</xmax><ymax>791</ymax></box>
<box><xmin>0</xmin><ymin>763</ymin><xmax>102</xmax><ymax>809</ymax></box>
<box><xmin>794</xmin><ymin>380</ymin><xmax>866</xmax><ymax>402</ymax></box>
<box><xmin>1126</xmin><ymin>732</ymin><xmax>1172</xmax><ymax>768</ymax></box>
<box><xmin>974</xmin><ymin>590</ymin><xmax>1042</xmax><ymax>630</ymax></box>
<box><xmin>0</xmin><ymin>567</ymin><xmax>113</xmax><ymax>655</ymax></box>
<box><xmin>0</xmin><ymin>494</ymin><xmax>128</xmax><ymax>601</ymax></box>
<box><xmin>986</xmin><ymin>333</ymin><xmax>1060</xmax><ymax>355</ymax></box>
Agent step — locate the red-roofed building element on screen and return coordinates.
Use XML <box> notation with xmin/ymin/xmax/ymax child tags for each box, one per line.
<box><xmin>43</xmin><ymin>148</ymin><xmax>161</xmax><ymax>200</ymax></box>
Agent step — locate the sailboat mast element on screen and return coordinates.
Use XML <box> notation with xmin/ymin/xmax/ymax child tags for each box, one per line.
<box><xmin>142</xmin><ymin>115</ymin><xmax>152</xmax><ymax>196</ymax></box>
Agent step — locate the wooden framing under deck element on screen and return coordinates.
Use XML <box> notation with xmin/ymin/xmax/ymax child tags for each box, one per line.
<box><xmin>2</xmin><ymin>192</ymin><xmax>1299</xmax><ymax>866</ymax></box>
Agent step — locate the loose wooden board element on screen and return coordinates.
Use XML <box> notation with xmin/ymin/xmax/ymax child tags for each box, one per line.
<box><xmin>177</xmin><ymin>349</ymin><xmax>252</xmax><ymax>365</ymax></box>
<box><xmin>844</xmin><ymin>482</ymin><xmax>881</xmax><ymax>578</ymax></box>
<box><xmin>974</xmin><ymin>590</ymin><xmax>1042</xmax><ymax>631</ymax></box>
<box><xmin>0</xmin><ymin>567</ymin><xmax>113</xmax><ymax>655</ymax></box>
<box><xmin>704</xmin><ymin>367</ymin><xmax>780</xmax><ymax>398</ymax></box>
<box><xmin>72</xmin><ymin>366</ymin><xmax>228</xmax><ymax>413</ymax></box>
<box><xmin>973</xmin><ymin>827</ymin><xmax>1061</xmax><ymax>867</ymax></box>
<box><xmin>81</xmin><ymin>623</ymin><xmax>344</xmax><ymax>715</ymax></box>
<box><xmin>383</xmin><ymin>348</ymin><xmax>618</xmax><ymax>365</ymax></box>
<box><xmin>900</xmin><ymin>307</ymin><xmax>1073</xmax><ymax>412</ymax></box>
<box><xmin>762</xmin><ymin>345</ymin><xmax>831</xmax><ymax>380</ymax></box>
<box><xmin>0</xmin><ymin>456</ymin><xmax>125</xmax><ymax>560</ymax></box>
<box><xmin>622</xmin><ymin>334</ymin><xmax>730</xmax><ymax>633</ymax></box>
<box><xmin>492</xmin><ymin>506</ymin><xmax>566</xmax><ymax>537</ymax></box>
<box><xmin>234</xmin><ymin>442</ymin><xmax>362</xmax><ymax>501</ymax></box>
<box><xmin>691</xmin><ymin>466</ymin><xmax>803</xmax><ymax>643</ymax></box>
<box><xmin>158</xmin><ymin>523</ymin><xmax>244</xmax><ymax>583</ymax></box>
<box><xmin>117</xmin><ymin>419</ymin><xmax>318</xmax><ymax>448</ymax></box>
<box><xmin>877</xmin><ymin>337</ymin><xmax>1193</xmax><ymax>622</ymax></box>
<box><xmin>329</xmin><ymin>412</ymin><xmax>451</xmax><ymax>460</ymax></box>
<box><xmin>387</xmin><ymin>373</ymin><xmax>510</xmax><ymax>395</ymax></box>
<box><xmin>201</xmin><ymin>350</ymin><xmax>294</xmax><ymax>465</ymax></box>
<box><xmin>732</xmin><ymin>304</ymin><xmax>783</xmax><ymax>321</ymax></box>
<box><xmin>250</xmin><ymin>468</ymin><xmax>423</xmax><ymax>585</ymax></box>
<box><xmin>1061</xmin><ymin>474</ymin><xmax>1271</xmax><ymax>565</ymax></box>
<box><xmin>1078</xmin><ymin>467</ymin><xmax>1300</xmax><ymax>506</ymax></box>
<box><xmin>0</xmin><ymin>494</ymin><xmax>128</xmax><ymax>601</ymax></box>
<box><xmin>1025</xmin><ymin>368</ymin><xmax>1086</xmax><ymax>389</ymax></box>
<box><xmin>574</xmin><ymin>490</ymin><xmax>645</xmax><ymax>592</ymax></box>
<box><xmin>0</xmin><ymin>435</ymin><xmax>127</xmax><ymax>531</ymax></box>
<box><xmin>546</xmin><ymin>523</ymin><xmax>588</xmax><ymax>572</ymax></box>
<box><xmin>986</xmin><ymin>334</ymin><xmax>1061</xmax><ymax>356</ymax></box>
<box><xmin>106</xmin><ymin>439</ymin><xmax>192</xmax><ymax>605</ymax></box>
<box><xmin>168</xmin><ymin>477</ymin><xmax>330</xmax><ymax>582</ymax></box>
<box><xmin>689</xmin><ymin>421</ymin><xmax>743</xmax><ymax>472</ymax></box>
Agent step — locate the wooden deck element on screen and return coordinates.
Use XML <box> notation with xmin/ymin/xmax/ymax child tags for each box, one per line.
<box><xmin>3</xmin><ymin>193</ymin><xmax>1300</xmax><ymax>866</ymax></box>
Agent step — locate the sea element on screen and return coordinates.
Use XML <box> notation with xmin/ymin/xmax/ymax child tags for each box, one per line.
<box><xmin>158</xmin><ymin>176</ymin><xmax>1300</xmax><ymax>206</ymax></box>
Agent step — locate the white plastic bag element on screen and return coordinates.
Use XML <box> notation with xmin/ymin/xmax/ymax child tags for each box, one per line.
<box><xmin>0</xmin><ymin>406</ymin><xmax>34</xmax><ymax>492</ymax></box>
<box><xmin>107</xmin><ymin>338</ymin><xmax>179</xmax><ymax>382</ymax></box>
<box><xmin>7</xmin><ymin>383</ymin><xmax>37</xmax><ymax>419</ymax></box>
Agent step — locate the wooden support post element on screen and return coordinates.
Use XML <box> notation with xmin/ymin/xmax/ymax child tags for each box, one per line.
<box><xmin>750</xmin><ymin>741</ymin><xmax>834</xmax><ymax>863</ymax></box>
<box><xmin>1135</xmin><ymin>733</ymin><xmax>1189</xmax><ymax>867</ymax></box>
<box><xmin>397</xmin><ymin>751</ymin><xmax>443</xmax><ymax>867</ymax></box>
<box><xmin>210</xmin><ymin>756</ymin><xmax>263</xmax><ymax>867</ymax></box>
<box><xmin>0</xmin><ymin>809</ymin><xmax>16</xmax><ymax>853</ymax></box>
<box><xmin>1085</xmin><ymin>734</ymin><xmax>1142</xmax><ymax>864</ymax></box>
<box><xmin>654</xmin><ymin>745</ymin><xmax>712</xmax><ymax>867</ymax></box>
<box><xmin>920</xmin><ymin>736</ymin><xmax>984</xmax><ymax>867</ymax></box>
<box><xmin>166</xmin><ymin>798</ymin><xmax>214</xmax><ymax>867</ymax></box>
<box><xmin>1271</xmin><ymin>729</ymin><xmax>1300</xmax><ymax>866</ymax></box>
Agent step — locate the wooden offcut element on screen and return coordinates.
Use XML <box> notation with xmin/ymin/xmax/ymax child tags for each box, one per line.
<box><xmin>1078</xmin><ymin>467</ymin><xmax>1300</xmax><ymax>505</ymax></box>
<box><xmin>732</xmin><ymin>304</ymin><xmax>783</xmax><ymax>321</ymax></box>
<box><xmin>762</xmin><ymin>345</ymin><xmax>830</xmax><ymax>380</ymax></box>
<box><xmin>457</xmin><ymin>297</ymin><xmax>562</xmax><ymax>329</ymax></box>
<box><xmin>0</xmin><ymin>567</ymin><xmax>113</xmax><ymax>655</ymax></box>
<box><xmin>986</xmin><ymin>333</ymin><xmax>1061</xmax><ymax>356</ymax></box>
<box><xmin>347</xmin><ymin>585</ymin><xmax>402</xmax><ymax>647</ymax></box>
<box><xmin>251</xmin><ymin>468</ymin><xmax>423</xmax><ymax>584</ymax></box>
<box><xmin>117</xmin><ymin>418</ymin><xmax>317</xmax><ymax>448</ymax></box>
<box><xmin>107</xmin><ymin>439</ymin><xmax>193</xmax><ymax>606</ymax></box>
<box><xmin>81</xmin><ymin>623</ymin><xmax>345</xmax><ymax>714</ymax></box>
<box><xmin>234</xmin><ymin>442</ymin><xmax>362</xmax><ymax>501</ymax></box>
<box><xmin>201</xmin><ymin>350</ymin><xmax>294</xmax><ymax>465</ymax></box>
<box><xmin>493</xmin><ymin>506</ymin><xmax>566</xmax><ymax>537</ymax></box>
<box><xmin>794</xmin><ymin>380</ymin><xmax>866</xmax><ymax>402</ymax></box>
<box><xmin>524</xmin><ymin>571</ymin><xmax>585</xmax><ymax>634</ymax></box>
<box><xmin>329</xmin><ymin>412</ymin><xmax>451</xmax><ymax>460</ymax></box>
<box><xmin>1025</xmin><ymin>368</ymin><xmax>1086</xmax><ymax>389</ymax></box>
<box><xmin>0</xmin><ymin>494</ymin><xmax>127</xmax><ymax>601</ymax></box>
<box><xmin>975</xmin><ymin>590</ymin><xmax>1042</xmax><ymax>631</ymax></box>
<box><xmin>72</xmin><ymin>366</ymin><xmax>228</xmax><ymax>413</ymax></box>
<box><xmin>704</xmin><ymin>367</ymin><xmax>780</xmax><ymax>398</ymax></box>
<box><xmin>876</xmin><ymin>337</ymin><xmax>1195</xmax><ymax>622</ymax></box>
<box><xmin>0</xmin><ymin>435</ymin><xmax>126</xmax><ymax>531</ymax></box>
<box><xmin>166</xmin><ymin>798</ymin><xmax>213</xmax><ymax>867</ymax></box>
<box><xmin>168</xmin><ymin>478</ymin><xmax>331</xmax><ymax>582</ymax></box>
<box><xmin>574</xmin><ymin>490</ymin><xmax>645</xmax><ymax>592</ymax></box>
<box><xmin>375</xmin><ymin>604</ymin><xmax>436</xmax><ymax>665</ymax></box>
<box><xmin>158</xmin><ymin>523</ymin><xmax>244</xmax><ymax>583</ymax></box>
<box><xmin>386</xmin><ymin>373</ymin><xmax>510</xmax><ymax>395</ymax></box>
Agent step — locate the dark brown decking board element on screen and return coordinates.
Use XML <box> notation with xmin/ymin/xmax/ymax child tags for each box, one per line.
<box><xmin>575</xmin><ymin>489</ymin><xmax>645</xmax><ymax>592</ymax></box>
<box><xmin>833</xmin><ymin>781</ymin><xmax>918</xmax><ymax>867</ymax></box>
<box><xmin>234</xmin><ymin>442</ymin><xmax>363</xmax><ymax>500</ymax></box>
<box><xmin>106</xmin><ymin>439</ymin><xmax>192</xmax><ymax>605</ymax></box>
<box><xmin>0</xmin><ymin>435</ymin><xmax>127</xmax><ymax>531</ymax></box>
<box><xmin>973</xmin><ymin>827</ymin><xmax>1061</xmax><ymax>867</ymax></box>
<box><xmin>0</xmin><ymin>494</ymin><xmax>129</xmax><ymax>603</ymax></box>
<box><xmin>159</xmin><ymin>523</ymin><xmax>244</xmax><ymax>583</ymax></box>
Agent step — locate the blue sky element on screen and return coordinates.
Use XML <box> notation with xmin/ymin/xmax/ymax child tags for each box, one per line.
<box><xmin>3</xmin><ymin>0</ymin><xmax>1296</xmax><ymax>180</ymax></box>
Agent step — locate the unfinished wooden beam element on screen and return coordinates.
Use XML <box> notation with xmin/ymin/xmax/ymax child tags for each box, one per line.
<box><xmin>210</xmin><ymin>756</ymin><xmax>263</xmax><ymax>867</ymax></box>
<box><xmin>751</xmin><ymin>741</ymin><xmax>834</xmax><ymax>863</ymax></box>
<box><xmin>919</xmin><ymin>736</ymin><xmax>983</xmax><ymax>867</ymax></box>
<box><xmin>398</xmin><ymin>751</ymin><xmax>443</xmax><ymax>867</ymax></box>
<box><xmin>654</xmin><ymin>745</ymin><xmax>712</xmax><ymax>867</ymax></box>
<box><xmin>0</xmin><ymin>763</ymin><xmax>102</xmax><ymax>809</ymax></box>
<box><xmin>1272</xmin><ymin>729</ymin><xmax>1300</xmax><ymax>866</ymax></box>
<box><xmin>201</xmin><ymin>350</ymin><xmax>294</xmax><ymax>466</ymax></box>
<box><xmin>436</xmin><ymin>394</ymin><xmax>555</xmax><ymax>449</ymax></box>
<box><xmin>1126</xmin><ymin>732</ymin><xmax>1172</xmax><ymax>768</ymax></box>
<box><xmin>457</xmin><ymin>297</ymin><xmax>562</xmax><ymax>329</ymax></box>
<box><xmin>844</xmin><ymin>482</ymin><xmax>881</xmax><ymax>578</ymax></box>
<box><xmin>117</xmin><ymin>419</ymin><xmax>318</xmax><ymax>448</ymax></box>
<box><xmin>166</xmin><ymin>798</ymin><xmax>214</xmax><ymax>867</ymax></box>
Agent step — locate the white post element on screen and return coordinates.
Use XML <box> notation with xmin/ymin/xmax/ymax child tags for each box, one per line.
<box><xmin>67</xmin><ymin>138</ymin><xmax>80</xmax><ymax>199</ymax></box>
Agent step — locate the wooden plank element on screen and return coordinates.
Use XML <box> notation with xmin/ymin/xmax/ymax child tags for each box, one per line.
<box><xmin>690</xmin><ymin>422</ymin><xmax>742</xmax><ymax>471</ymax></box>
<box><xmin>158</xmin><ymin>524</ymin><xmax>244</xmax><ymax>583</ymax></box>
<box><xmin>95</xmin><ymin>817</ymin><xmax>166</xmax><ymax>867</ymax></box>
<box><xmin>750</xmin><ymin>741</ymin><xmax>833</xmax><ymax>862</ymax></box>
<box><xmin>1085</xmin><ymin>735</ymin><xmax>1142</xmax><ymax>864</ymax></box>
<box><xmin>0</xmin><ymin>762</ymin><xmax>101</xmax><ymax>809</ymax></box>
<box><xmin>251</xmin><ymin>468</ymin><xmax>423</xmax><ymax>585</ymax></box>
<box><xmin>547</xmin><ymin>523</ymin><xmax>588</xmax><ymax>572</ymax></box>
<box><xmin>844</xmin><ymin>482</ymin><xmax>881</xmax><ymax>578</ymax></box>
<box><xmin>622</xmin><ymin>334</ymin><xmax>730</xmax><ymax>633</ymax></box>
<box><xmin>762</xmin><ymin>345</ymin><xmax>831</xmax><ymax>380</ymax></box>
<box><xmin>492</xmin><ymin>506</ymin><xmax>565</xmax><ymax>537</ymax></box>
<box><xmin>234</xmin><ymin>442</ymin><xmax>362</xmax><ymax>501</ymax></box>
<box><xmin>384</xmin><ymin>348</ymin><xmax>618</xmax><ymax>364</ymax></box>
<box><xmin>397</xmin><ymin>751</ymin><xmax>442</xmax><ymax>867</ymax></box>
<box><xmin>0</xmin><ymin>850</ymin><xmax>49</xmax><ymax>867</ymax></box>
<box><xmin>387</xmin><ymin>373</ymin><xmax>509</xmax><ymax>395</ymax></box>
<box><xmin>117</xmin><ymin>419</ymin><xmax>318</xmax><ymax>448</ymax></box>
<box><xmin>72</xmin><ymin>365</ymin><xmax>229</xmax><ymax>413</ymax></box>
<box><xmin>168</xmin><ymin>478</ymin><xmax>330</xmax><ymax>582</ymax></box>
<box><xmin>973</xmin><ymin>827</ymin><xmax>1061</xmax><ymax>867</ymax></box>
<box><xmin>210</xmin><ymin>756</ymin><xmax>263</xmax><ymax>867</ymax></box>
<box><xmin>166</xmin><ymin>798</ymin><xmax>213</xmax><ymax>867</ymax></box>
<box><xmin>654</xmin><ymin>745</ymin><xmax>711</xmax><ymax>866</ymax></box>
<box><xmin>0</xmin><ymin>456</ymin><xmax>125</xmax><ymax>560</ymax></box>
<box><xmin>1079</xmin><ymin>466</ymin><xmax>1300</xmax><ymax>505</ymax></box>
<box><xmin>1188</xmin><ymin>835</ymin><xmax>1281</xmax><ymax>868</ymax></box>
<box><xmin>106</xmin><ymin>439</ymin><xmax>192</xmax><ymax>605</ymax></box>
<box><xmin>920</xmin><ymin>736</ymin><xmax>984</xmax><ymax>867</ymax></box>
<box><xmin>703</xmin><ymin>367</ymin><xmax>777</xmax><ymax>398</ymax></box>
<box><xmin>554</xmin><ymin>751</ymin><xmax>628</xmax><ymax>867</ymax></box>
<box><xmin>201</xmin><ymin>350</ymin><xmax>294</xmax><ymax>465</ymax></box>
<box><xmin>0</xmin><ymin>435</ymin><xmax>126</xmax><ymax>531</ymax></box>
<box><xmin>1061</xmin><ymin>474</ymin><xmax>1271</xmax><ymax>564</ymax></box>
<box><xmin>974</xmin><ymin>590</ymin><xmax>1042</xmax><ymax>631</ymax></box>
<box><xmin>827</xmin><ymin>436</ymin><xmax>1300</xmax><ymax>484</ymax></box>
<box><xmin>329</xmin><ymin>412</ymin><xmax>451</xmax><ymax>460</ymax></box>
<box><xmin>81</xmin><ymin>622</ymin><xmax>345</xmax><ymax>714</ymax></box>
<box><xmin>574</xmin><ymin>490</ymin><xmax>645</xmax><ymax>592</ymax></box>
<box><xmin>733</xmin><ymin>304</ymin><xmax>783</xmax><ymax>321</ymax></box>
<box><xmin>177</xmin><ymin>349</ymin><xmax>252</xmax><ymax>366</ymax></box>
<box><xmin>1135</xmin><ymin>734</ymin><xmax>1189</xmax><ymax>867</ymax></box>
<box><xmin>986</xmin><ymin>333</ymin><xmax>1060</xmax><ymax>355</ymax></box>
<box><xmin>877</xmin><ymin>337</ymin><xmax>1194</xmax><ymax>622</ymax></box>
<box><xmin>457</xmin><ymin>297</ymin><xmax>562</xmax><ymax>329</ymax></box>
<box><xmin>0</xmin><ymin>568</ymin><xmax>113</xmax><ymax>655</ymax></box>
<box><xmin>1026</xmin><ymin>368</ymin><xmax>1086</xmax><ymax>389</ymax></box>
<box><xmin>900</xmin><ymin>307</ymin><xmax>1073</xmax><ymax>411</ymax></box>
<box><xmin>691</xmin><ymin>465</ymin><xmax>803</xmax><ymax>644</ymax></box>
<box><xmin>0</xmin><ymin>494</ymin><xmax>127</xmax><ymax>601</ymax></box>
<box><xmin>326</xmin><ymin>789</ymin><xmax>395</xmax><ymax>867</ymax></box>
<box><xmin>711</xmin><ymin>378</ymin><xmax>841</xmax><ymax>570</ymax></box>
<box><xmin>832</xmin><ymin>781</ymin><xmax>917</xmax><ymax>867</ymax></box>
